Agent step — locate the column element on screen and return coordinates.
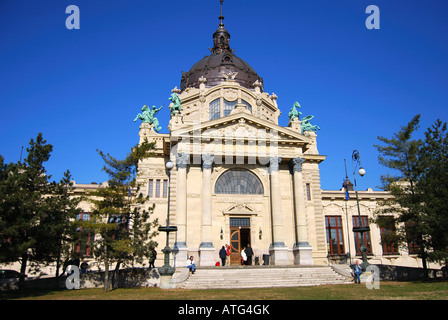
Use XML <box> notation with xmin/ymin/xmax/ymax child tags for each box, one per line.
<box><xmin>199</xmin><ymin>154</ymin><xmax>215</xmax><ymax>266</ymax></box>
<box><xmin>290</xmin><ymin>157</ymin><xmax>313</xmax><ymax>265</ymax></box>
<box><xmin>173</xmin><ymin>153</ymin><xmax>189</xmax><ymax>267</ymax></box>
<box><xmin>268</xmin><ymin>157</ymin><xmax>289</xmax><ymax>265</ymax></box>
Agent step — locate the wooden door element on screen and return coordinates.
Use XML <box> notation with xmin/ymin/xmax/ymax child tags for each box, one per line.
<box><xmin>229</xmin><ymin>227</ymin><xmax>241</xmax><ymax>265</ymax></box>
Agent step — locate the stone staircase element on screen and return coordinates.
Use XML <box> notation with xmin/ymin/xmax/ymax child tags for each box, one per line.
<box><xmin>178</xmin><ymin>265</ymin><xmax>352</xmax><ymax>289</ymax></box>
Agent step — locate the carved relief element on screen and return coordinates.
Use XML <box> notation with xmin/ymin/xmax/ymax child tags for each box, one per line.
<box><xmin>223</xmin><ymin>88</ymin><xmax>238</xmax><ymax>101</ymax></box>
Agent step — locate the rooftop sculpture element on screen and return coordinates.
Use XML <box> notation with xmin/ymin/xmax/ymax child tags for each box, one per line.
<box><xmin>134</xmin><ymin>105</ymin><xmax>163</xmax><ymax>132</ymax></box>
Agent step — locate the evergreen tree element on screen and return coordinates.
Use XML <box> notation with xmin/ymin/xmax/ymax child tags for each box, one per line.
<box><xmin>83</xmin><ymin>140</ymin><xmax>159</xmax><ymax>292</ymax></box>
<box><xmin>374</xmin><ymin>115</ymin><xmax>448</xmax><ymax>276</ymax></box>
<box><xmin>417</xmin><ymin>120</ymin><xmax>448</xmax><ymax>265</ymax></box>
<box><xmin>0</xmin><ymin>134</ymin><xmax>54</xmax><ymax>290</ymax></box>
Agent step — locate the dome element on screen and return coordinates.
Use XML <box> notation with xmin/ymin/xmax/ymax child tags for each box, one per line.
<box><xmin>180</xmin><ymin>12</ymin><xmax>264</xmax><ymax>92</ymax></box>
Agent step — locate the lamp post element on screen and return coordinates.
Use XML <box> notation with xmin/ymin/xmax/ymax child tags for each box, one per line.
<box><xmin>351</xmin><ymin>150</ymin><xmax>370</xmax><ymax>271</ymax></box>
<box><xmin>158</xmin><ymin>159</ymin><xmax>178</xmax><ymax>288</ymax></box>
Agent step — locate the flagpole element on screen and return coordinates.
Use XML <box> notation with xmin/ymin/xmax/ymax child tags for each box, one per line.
<box><xmin>343</xmin><ymin>159</ymin><xmax>352</xmax><ymax>266</ymax></box>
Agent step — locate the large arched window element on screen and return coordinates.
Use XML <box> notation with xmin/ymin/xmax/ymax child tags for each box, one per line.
<box><xmin>209</xmin><ymin>98</ymin><xmax>220</xmax><ymax>120</ymax></box>
<box><xmin>215</xmin><ymin>169</ymin><xmax>263</xmax><ymax>194</ymax></box>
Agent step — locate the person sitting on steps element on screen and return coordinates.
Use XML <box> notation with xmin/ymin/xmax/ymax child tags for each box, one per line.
<box><xmin>186</xmin><ymin>256</ymin><xmax>196</xmax><ymax>274</ymax></box>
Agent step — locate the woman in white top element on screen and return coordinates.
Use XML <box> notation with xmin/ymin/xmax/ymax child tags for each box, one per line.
<box><xmin>241</xmin><ymin>247</ymin><xmax>247</xmax><ymax>265</ymax></box>
<box><xmin>186</xmin><ymin>256</ymin><xmax>196</xmax><ymax>273</ymax></box>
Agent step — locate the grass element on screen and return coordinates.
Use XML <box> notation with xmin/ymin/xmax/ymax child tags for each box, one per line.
<box><xmin>3</xmin><ymin>281</ymin><xmax>448</xmax><ymax>300</ymax></box>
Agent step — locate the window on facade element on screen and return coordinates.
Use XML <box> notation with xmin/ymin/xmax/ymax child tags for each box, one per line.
<box><xmin>155</xmin><ymin>180</ymin><xmax>161</xmax><ymax>198</ymax></box>
<box><xmin>149</xmin><ymin>179</ymin><xmax>168</xmax><ymax>198</ymax></box>
<box><xmin>352</xmin><ymin>216</ymin><xmax>373</xmax><ymax>255</ymax></box>
<box><xmin>405</xmin><ymin>221</ymin><xmax>421</xmax><ymax>254</ymax></box>
<box><xmin>325</xmin><ymin>216</ymin><xmax>345</xmax><ymax>255</ymax></box>
<box><xmin>215</xmin><ymin>169</ymin><xmax>263</xmax><ymax>194</ymax></box>
<box><xmin>223</xmin><ymin>99</ymin><xmax>237</xmax><ymax>117</ymax></box>
<box><xmin>148</xmin><ymin>179</ymin><xmax>154</xmax><ymax>198</ymax></box>
<box><xmin>163</xmin><ymin>179</ymin><xmax>168</xmax><ymax>198</ymax></box>
<box><xmin>379</xmin><ymin>216</ymin><xmax>399</xmax><ymax>255</ymax></box>
<box><xmin>209</xmin><ymin>98</ymin><xmax>221</xmax><ymax>120</ymax></box>
<box><xmin>241</xmin><ymin>99</ymin><xmax>252</xmax><ymax>113</ymax></box>
<box><xmin>75</xmin><ymin>213</ymin><xmax>93</xmax><ymax>257</ymax></box>
<box><xmin>230</xmin><ymin>217</ymin><xmax>251</xmax><ymax>227</ymax></box>
<box><xmin>306</xmin><ymin>183</ymin><xmax>311</xmax><ymax>200</ymax></box>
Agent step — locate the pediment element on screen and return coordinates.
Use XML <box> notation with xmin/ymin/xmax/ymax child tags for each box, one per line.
<box><xmin>222</xmin><ymin>202</ymin><xmax>258</xmax><ymax>216</ymax></box>
<box><xmin>170</xmin><ymin>111</ymin><xmax>311</xmax><ymax>146</ymax></box>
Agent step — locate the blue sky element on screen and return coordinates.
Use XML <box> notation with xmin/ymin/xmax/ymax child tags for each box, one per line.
<box><xmin>1</xmin><ymin>0</ymin><xmax>447</xmax><ymax>191</ymax></box>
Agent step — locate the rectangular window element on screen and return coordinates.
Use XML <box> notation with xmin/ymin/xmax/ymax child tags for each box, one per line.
<box><xmin>163</xmin><ymin>179</ymin><xmax>168</xmax><ymax>198</ymax></box>
<box><xmin>353</xmin><ymin>216</ymin><xmax>373</xmax><ymax>255</ymax></box>
<box><xmin>325</xmin><ymin>216</ymin><xmax>345</xmax><ymax>255</ymax></box>
<box><xmin>379</xmin><ymin>216</ymin><xmax>399</xmax><ymax>255</ymax></box>
<box><xmin>230</xmin><ymin>217</ymin><xmax>250</xmax><ymax>227</ymax></box>
<box><xmin>405</xmin><ymin>221</ymin><xmax>421</xmax><ymax>254</ymax></box>
<box><xmin>306</xmin><ymin>183</ymin><xmax>311</xmax><ymax>200</ymax></box>
<box><xmin>155</xmin><ymin>180</ymin><xmax>161</xmax><ymax>198</ymax></box>
<box><xmin>75</xmin><ymin>213</ymin><xmax>94</xmax><ymax>257</ymax></box>
<box><xmin>148</xmin><ymin>179</ymin><xmax>154</xmax><ymax>198</ymax></box>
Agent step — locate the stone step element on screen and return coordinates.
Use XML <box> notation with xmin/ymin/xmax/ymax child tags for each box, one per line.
<box><xmin>179</xmin><ymin>266</ymin><xmax>352</xmax><ymax>289</ymax></box>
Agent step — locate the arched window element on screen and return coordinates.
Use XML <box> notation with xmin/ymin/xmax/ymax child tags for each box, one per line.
<box><xmin>223</xmin><ymin>99</ymin><xmax>237</xmax><ymax>117</ymax></box>
<box><xmin>241</xmin><ymin>99</ymin><xmax>252</xmax><ymax>113</ymax></box>
<box><xmin>209</xmin><ymin>98</ymin><xmax>220</xmax><ymax>120</ymax></box>
<box><xmin>215</xmin><ymin>169</ymin><xmax>263</xmax><ymax>194</ymax></box>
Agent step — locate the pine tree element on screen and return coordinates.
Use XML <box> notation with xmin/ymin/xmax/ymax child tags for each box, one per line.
<box><xmin>83</xmin><ymin>140</ymin><xmax>159</xmax><ymax>292</ymax></box>
<box><xmin>373</xmin><ymin>115</ymin><xmax>429</xmax><ymax>273</ymax></box>
<box><xmin>0</xmin><ymin>134</ymin><xmax>53</xmax><ymax>290</ymax></box>
<box><xmin>417</xmin><ymin>120</ymin><xmax>448</xmax><ymax>265</ymax></box>
<box><xmin>374</xmin><ymin>115</ymin><xmax>448</xmax><ymax>276</ymax></box>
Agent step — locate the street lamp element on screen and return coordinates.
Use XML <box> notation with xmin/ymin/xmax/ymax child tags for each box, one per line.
<box><xmin>351</xmin><ymin>150</ymin><xmax>370</xmax><ymax>271</ymax></box>
<box><xmin>158</xmin><ymin>159</ymin><xmax>178</xmax><ymax>287</ymax></box>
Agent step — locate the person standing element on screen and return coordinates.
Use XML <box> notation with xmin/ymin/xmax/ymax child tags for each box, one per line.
<box><xmin>241</xmin><ymin>247</ymin><xmax>247</xmax><ymax>265</ymax></box>
<box><xmin>148</xmin><ymin>247</ymin><xmax>157</xmax><ymax>269</ymax></box>
<box><xmin>245</xmin><ymin>244</ymin><xmax>254</xmax><ymax>266</ymax></box>
<box><xmin>225</xmin><ymin>244</ymin><xmax>231</xmax><ymax>266</ymax></box>
<box><xmin>219</xmin><ymin>246</ymin><xmax>227</xmax><ymax>267</ymax></box>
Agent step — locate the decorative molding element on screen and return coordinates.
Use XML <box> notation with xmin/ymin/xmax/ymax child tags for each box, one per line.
<box><xmin>269</xmin><ymin>157</ymin><xmax>282</xmax><ymax>172</ymax></box>
<box><xmin>222</xmin><ymin>202</ymin><xmax>258</xmax><ymax>216</ymax></box>
<box><xmin>176</xmin><ymin>153</ymin><xmax>189</xmax><ymax>169</ymax></box>
<box><xmin>290</xmin><ymin>157</ymin><xmax>305</xmax><ymax>173</ymax></box>
<box><xmin>202</xmin><ymin>154</ymin><xmax>214</xmax><ymax>170</ymax></box>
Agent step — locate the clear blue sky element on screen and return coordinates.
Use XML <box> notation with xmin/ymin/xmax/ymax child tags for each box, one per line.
<box><xmin>1</xmin><ymin>0</ymin><xmax>447</xmax><ymax>191</ymax></box>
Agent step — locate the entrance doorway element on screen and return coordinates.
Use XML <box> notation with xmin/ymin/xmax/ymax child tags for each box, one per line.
<box><xmin>229</xmin><ymin>218</ymin><xmax>251</xmax><ymax>265</ymax></box>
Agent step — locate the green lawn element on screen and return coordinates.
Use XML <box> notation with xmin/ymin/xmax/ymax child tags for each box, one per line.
<box><xmin>4</xmin><ymin>281</ymin><xmax>448</xmax><ymax>300</ymax></box>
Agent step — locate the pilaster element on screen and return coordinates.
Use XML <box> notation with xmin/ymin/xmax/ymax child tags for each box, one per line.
<box><xmin>290</xmin><ymin>157</ymin><xmax>313</xmax><ymax>265</ymax></box>
<box><xmin>268</xmin><ymin>157</ymin><xmax>289</xmax><ymax>265</ymax></box>
<box><xmin>173</xmin><ymin>153</ymin><xmax>189</xmax><ymax>266</ymax></box>
<box><xmin>199</xmin><ymin>154</ymin><xmax>216</xmax><ymax>266</ymax></box>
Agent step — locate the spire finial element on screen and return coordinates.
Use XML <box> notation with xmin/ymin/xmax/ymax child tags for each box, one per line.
<box><xmin>219</xmin><ymin>0</ymin><xmax>224</xmax><ymax>26</ymax></box>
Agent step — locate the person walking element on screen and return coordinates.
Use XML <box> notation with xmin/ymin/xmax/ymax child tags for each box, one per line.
<box><xmin>219</xmin><ymin>246</ymin><xmax>227</xmax><ymax>267</ymax></box>
<box><xmin>148</xmin><ymin>247</ymin><xmax>157</xmax><ymax>269</ymax></box>
<box><xmin>225</xmin><ymin>244</ymin><xmax>231</xmax><ymax>266</ymax></box>
<box><xmin>245</xmin><ymin>244</ymin><xmax>254</xmax><ymax>266</ymax></box>
<box><xmin>351</xmin><ymin>260</ymin><xmax>363</xmax><ymax>284</ymax></box>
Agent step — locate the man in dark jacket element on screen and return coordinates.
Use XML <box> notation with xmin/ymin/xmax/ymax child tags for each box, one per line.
<box><xmin>245</xmin><ymin>244</ymin><xmax>254</xmax><ymax>265</ymax></box>
<box><xmin>219</xmin><ymin>246</ymin><xmax>227</xmax><ymax>266</ymax></box>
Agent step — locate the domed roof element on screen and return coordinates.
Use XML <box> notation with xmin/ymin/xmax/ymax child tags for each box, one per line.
<box><xmin>180</xmin><ymin>9</ymin><xmax>264</xmax><ymax>92</ymax></box>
